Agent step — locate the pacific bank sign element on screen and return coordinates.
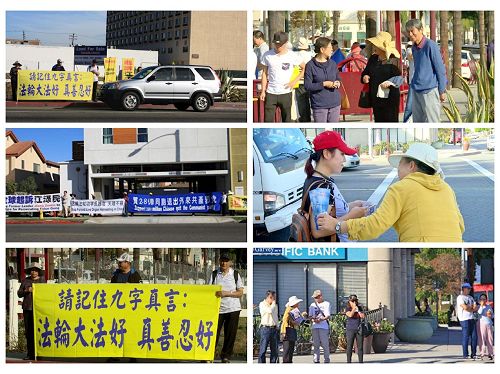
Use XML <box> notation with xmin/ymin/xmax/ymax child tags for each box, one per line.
<box><xmin>254</xmin><ymin>248</ymin><xmax>355</xmax><ymax>262</ymax></box>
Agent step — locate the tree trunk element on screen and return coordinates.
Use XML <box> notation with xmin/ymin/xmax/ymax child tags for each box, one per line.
<box><xmin>366</xmin><ymin>11</ymin><xmax>377</xmax><ymax>39</ymax></box>
<box><xmin>268</xmin><ymin>11</ymin><xmax>286</xmax><ymax>42</ymax></box>
<box><xmin>487</xmin><ymin>11</ymin><xmax>494</xmax><ymax>43</ymax></box>
<box><xmin>440</xmin><ymin>11</ymin><xmax>450</xmax><ymax>89</ymax></box>
<box><xmin>430</xmin><ymin>11</ymin><xmax>437</xmax><ymax>41</ymax></box>
<box><xmin>452</xmin><ymin>11</ymin><xmax>463</xmax><ymax>88</ymax></box>
<box><xmin>133</xmin><ymin>249</ymin><xmax>140</xmax><ymax>270</ymax></box>
<box><xmin>479</xmin><ymin>11</ymin><xmax>486</xmax><ymax>64</ymax></box>
<box><xmin>386</xmin><ymin>11</ymin><xmax>396</xmax><ymax>39</ymax></box>
<box><xmin>331</xmin><ymin>11</ymin><xmax>340</xmax><ymax>41</ymax></box>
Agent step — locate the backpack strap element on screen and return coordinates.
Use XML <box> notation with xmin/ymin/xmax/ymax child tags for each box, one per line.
<box><xmin>298</xmin><ymin>179</ymin><xmax>325</xmax><ymax>214</ymax></box>
<box><xmin>303</xmin><ymin>172</ymin><xmax>338</xmax><ymax>242</ymax></box>
<box><xmin>233</xmin><ymin>270</ymin><xmax>239</xmax><ymax>289</ymax></box>
<box><xmin>211</xmin><ymin>269</ymin><xmax>217</xmax><ymax>285</ymax></box>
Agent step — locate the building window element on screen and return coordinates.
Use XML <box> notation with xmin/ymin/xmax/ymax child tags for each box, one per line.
<box><xmin>33</xmin><ymin>163</ymin><xmax>40</xmax><ymax>173</ymax></box>
<box><xmin>103</xmin><ymin>128</ymin><xmax>113</xmax><ymax>144</ymax></box>
<box><xmin>183</xmin><ymin>16</ymin><xmax>188</xmax><ymax>26</ymax></box>
<box><xmin>167</xmin><ymin>47</ymin><xmax>173</xmax><ymax>54</ymax></box>
<box><xmin>182</xmin><ymin>46</ymin><xmax>188</xmax><ymax>53</ymax></box>
<box><xmin>21</xmin><ymin>160</ymin><xmax>25</xmax><ymax>169</ymax></box>
<box><xmin>182</xmin><ymin>29</ymin><xmax>188</xmax><ymax>38</ymax></box>
<box><xmin>138</xmin><ymin>128</ymin><xmax>148</xmax><ymax>143</ymax></box>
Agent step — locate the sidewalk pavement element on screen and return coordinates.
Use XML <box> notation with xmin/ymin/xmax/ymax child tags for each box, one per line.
<box><xmin>254</xmin><ymin>326</ymin><xmax>494</xmax><ymax>364</ymax></box>
<box><xmin>5</xmin><ymin>350</ymin><xmax>247</xmax><ymax>363</ymax></box>
<box><xmin>84</xmin><ymin>216</ymin><xmax>241</xmax><ymax>224</ymax></box>
<box><xmin>5</xmin><ymin>100</ymin><xmax>247</xmax><ymax>111</ymax></box>
<box><xmin>340</xmin><ymin>86</ymin><xmax>470</xmax><ymax>123</ymax></box>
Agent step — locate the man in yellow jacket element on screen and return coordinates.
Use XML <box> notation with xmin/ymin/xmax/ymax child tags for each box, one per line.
<box><xmin>318</xmin><ymin>143</ymin><xmax>464</xmax><ymax>242</ymax></box>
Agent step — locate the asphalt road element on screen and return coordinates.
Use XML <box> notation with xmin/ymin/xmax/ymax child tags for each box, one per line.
<box><xmin>6</xmin><ymin>223</ymin><xmax>247</xmax><ymax>242</ymax></box>
<box><xmin>256</xmin><ymin>142</ymin><xmax>494</xmax><ymax>243</ymax></box>
<box><xmin>6</xmin><ymin>106</ymin><xmax>246</xmax><ymax>123</ymax></box>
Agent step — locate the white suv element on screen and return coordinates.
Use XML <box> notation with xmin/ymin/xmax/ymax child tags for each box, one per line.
<box><xmin>99</xmin><ymin>65</ymin><xmax>222</xmax><ymax>111</ymax></box>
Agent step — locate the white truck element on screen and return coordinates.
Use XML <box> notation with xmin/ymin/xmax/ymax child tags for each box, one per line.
<box><xmin>253</xmin><ymin>128</ymin><xmax>311</xmax><ymax>236</ymax></box>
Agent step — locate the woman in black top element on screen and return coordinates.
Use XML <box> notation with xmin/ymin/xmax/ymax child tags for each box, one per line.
<box><xmin>345</xmin><ymin>295</ymin><xmax>366</xmax><ymax>363</ymax></box>
<box><xmin>361</xmin><ymin>31</ymin><xmax>402</xmax><ymax>122</ymax></box>
<box><xmin>302</xmin><ymin>130</ymin><xmax>369</xmax><ymax>242</ymax></box>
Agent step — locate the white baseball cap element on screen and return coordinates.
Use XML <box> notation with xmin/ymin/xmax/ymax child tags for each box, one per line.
<box><xmin>117</xmin><ymin>253</ymin><xmax>132</xmax><ymax>263</ymax></box>
<box><xmin>388</xmin><ymin>143</ymin><xmax>444</xmax><ymax>178</ymax></box>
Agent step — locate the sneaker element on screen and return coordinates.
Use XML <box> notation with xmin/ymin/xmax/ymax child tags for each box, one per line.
<box><xmin>488</xmin><ymin>356</ymin><xmax>494</xmax><ymax>361</ymax></box>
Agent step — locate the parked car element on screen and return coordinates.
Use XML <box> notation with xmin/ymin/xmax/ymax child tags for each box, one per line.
<box><xmin>461</xmin><ymin>50</ymin><xmax>477</xmax><ymax>80</ymax></box>
<box><xmin>343</xmin><ymin>153</ymin><xmax>360</xmax><ymax>169</ymax></box>
<box><xmin>487</xmin><ymin>134</ymin><xmax>495</xmax><ymax>151</ymax></box>
<box><xmin>449</xmin><ymin>129</ymin><xmax>462</xmax><ymax>144</ymax></box>
<box><xmin>99</xmin><ymin>65</ymin><xmax>222</xmax><ymax>111</ymax></box>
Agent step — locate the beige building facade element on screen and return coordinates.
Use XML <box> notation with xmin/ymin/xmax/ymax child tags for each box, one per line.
<box><xmin>6</xmin><ymin>131</ymin><xmax>60</xmax><ymax>193</ymax></box>
<box><xmin>106</xmin><ymin>11</ymin><xmax>246</xmax><ymax>72</ymax></box>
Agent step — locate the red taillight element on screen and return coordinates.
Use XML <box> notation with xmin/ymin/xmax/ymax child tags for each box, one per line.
<box><xmin>462</xmin><ymin>62</ymin><xmax>469</xmax><ymax>67</ymax></box>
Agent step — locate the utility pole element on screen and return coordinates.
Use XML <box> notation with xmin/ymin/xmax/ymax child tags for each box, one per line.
<box><xmin>22</xmin><ymin>30</ymin><xmax>26</xmax><ymax>42</ymax></box>
<box><xmin>69</xmin><ymin>33</ymin><xmax>77</xmax><ymax>47</ymax></box>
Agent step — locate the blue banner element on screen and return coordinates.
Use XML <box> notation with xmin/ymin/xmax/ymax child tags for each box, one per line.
<box><xmin>128</xmin><ymin>193</ymin><xmax>222</xmax><ymax>214</ymax></box>
<box><xmin>253</xmin><ymin>248</ymin><xmax>368</xmax><ymax>262</ymax></box>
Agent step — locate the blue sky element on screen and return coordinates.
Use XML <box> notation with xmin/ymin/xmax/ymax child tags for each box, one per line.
<box><xmin>8</xmin><ymin>128</ymin><xmax>84</xmax><ymax>162</ymax></box>
<box><xmin>6</xmin><ymin>11</ymin><xmax>106</xmax><ymax>46</ymax></box>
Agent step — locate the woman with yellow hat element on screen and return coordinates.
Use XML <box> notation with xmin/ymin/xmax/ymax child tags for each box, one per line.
<box><xmin>361</xmin><ymin>31</ymin><xmax>402</xmax><ymax>122</ymax></box>
<box><xmin>317</xmin><ymin>142</ymin><xmax>465</xmax><ymax>242</ymax></box>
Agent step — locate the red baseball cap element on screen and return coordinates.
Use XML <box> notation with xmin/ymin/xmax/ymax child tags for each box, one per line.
<box><xmin>312</xmin><ymin>131</ymin><xmax>357</xmax><ymax>155</ymax></box>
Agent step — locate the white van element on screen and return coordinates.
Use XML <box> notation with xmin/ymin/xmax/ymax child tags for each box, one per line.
<box><xmin>253</xmin><ymin>128</ymin><xmax>311</xmax><ymax>236</ymax></box>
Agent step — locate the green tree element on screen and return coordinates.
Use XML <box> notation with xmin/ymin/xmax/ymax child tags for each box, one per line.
<box><xmin>6</xmin><ymin>180</ymin><xmax>18</xmax><ymax>195</ymax></box>
<box><xmin>18</xmin><ymin>176</ymin><xmax>39</xmax><ymax>195</ymax></box>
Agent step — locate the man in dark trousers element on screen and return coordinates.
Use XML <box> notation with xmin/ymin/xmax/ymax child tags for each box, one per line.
<box><xmin>10</xmin><ymin>61</ymin><xmax>22</xmax><ymax>101</ymax></box>
<box><xmin>17</xmin><ymin>263</ymin><xmax>45</xmax><ymax>360</ymax></box>
<box><xmin>111</xmin><ymin>253</ymin><xmax>142</xmax><ymax>283</ymax></box>
<box><xmin>212</xmin><ymin>253</ymin><xmax>244</xmax><ymax>363</ymax></box>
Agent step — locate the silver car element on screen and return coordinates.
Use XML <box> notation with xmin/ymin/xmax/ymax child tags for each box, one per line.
<box><xmin>99</xmin><ymin>65</ymin><xmax>222</xmax><ymax>111</ymax></box>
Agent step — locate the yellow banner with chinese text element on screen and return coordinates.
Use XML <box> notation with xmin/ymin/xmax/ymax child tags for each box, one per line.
<box><xmin>228</xmin><ymin>195</ymin><xmax>247</xmax><ymax>211</ymax></box>
<box><xmin>33</xmin><ymin>283</ymin><xmax>221</xmax><ymax>360</ymax></box>
<box><xmin>17</xmin><ymin>70</ymin><xmax>94</xmax><ymax>101</ymax></box>
<box><xmin>104</xmin><ymin>57</ymin><xmax>117</xmax><ymax>83</ymax></box>
<box><xmin>122</xmin><ymin>58</ymin><xmax>135</xmax><ymax>79</ymax></box>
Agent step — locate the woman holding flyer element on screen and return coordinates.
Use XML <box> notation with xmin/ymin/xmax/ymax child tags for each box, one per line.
<box><xmin>317</xmin><ymin>143</ymin><xmax>464</xmax><ymax>242</ymax></box>
<box><xmin>280</xmin><ymin>296</ymin><xmax>305</xmax><ymax>363</ymax></box>
<box><xmin>302</xmin><ymin>130</ymin><xmax>371</xmax><ymax>242</ymax></box>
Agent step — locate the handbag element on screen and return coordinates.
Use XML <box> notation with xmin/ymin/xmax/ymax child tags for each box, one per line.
<box><xmin>340</xmin><ymin>81</ymin><xmax>350</xmax><ymax>110</ymax></box>
<box><xmin>358</xmin><ymin>318</ymin><xmax>373</xmax><ymax>337</ymax></box>
<box><xmin>358</xmin><ymin>83</ymin><xmax>372</xmax><ymax>108</ymax></box>
<box><xmin>284</xmin><ymin>326</ymin><xmax>298</xmax><ymax>342</ymax></box>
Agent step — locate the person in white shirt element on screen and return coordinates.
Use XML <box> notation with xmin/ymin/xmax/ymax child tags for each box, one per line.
<box><xmin>456</xmin><ymin>283</ymin><xmax>479</xmax><ymax>359</ymax></box>
<box><xmin>258</xmin><ymin>290</ymin><xmax>279</xmax><ymax>363</ymax></box>
<box><xmin>253</xmin><ymin>30</ymin><xmax>269</xmax><ymax>79</ymax></box>
<box><xmin>308</xmin><ymin>289</ymin><xmax>331</xmax><ymax>363</ymax></box>
<box><xmin>212</xmin><ymin>254</ymin><xmax>244</xmax><ymax>363</ymax></box>
<box><xmin>260</xmin><ymin>31</ymin><xmax>305</xmax><ymax>122</ymax></box>
<box><xmin>87</xmin><ymin>59</ymin><xmax>100</xmax><ymax>102</ymax></box>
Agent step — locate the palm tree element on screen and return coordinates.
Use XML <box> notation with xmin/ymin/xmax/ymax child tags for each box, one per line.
<box><xmin>331</xmin><ymin>11</ymin><xmax>340</xmax><ymax>41</ymax></box>
<box><xmin>440</xmin><ymin>11</ymin><xmax>450</xmax><ymax>89</ymax></box>
<box><xmin>479</xmin><ymin>11</ymin><xmax>486</xmax><ymax>64</ymax></box>
<box><xmin>386</xmin><ymin>11</ymin><xmax>396</xmax><ymax>39</ymax></box>
<box><xmin>365</xmin><ymin>11</ymin><xmax>377</xmax><ymax>39</ymax></box>
<box><xmin>268</xmin><ymin>11</ymin><xmax>286</xmax><ymax>41</ymax></box>
<box><xmin>452</xmin><ymin>11</ymin><xmax>463</xmax><ymax>88</ymax></box>
<box><xmin>487</xmin><ymin>11</ymin><xmax>494</xmax><ymax>43</ymax></box>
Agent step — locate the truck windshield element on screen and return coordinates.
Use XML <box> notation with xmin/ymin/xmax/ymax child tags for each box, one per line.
<box><xmin>130</xmin><ymin>66</ymin><xmax>157</xmax><ymax>80</ymax></box>
<box><xmin>254</xmin><ymin>128</ymin><xmax>311</xmax><ymax>163</ymax></box>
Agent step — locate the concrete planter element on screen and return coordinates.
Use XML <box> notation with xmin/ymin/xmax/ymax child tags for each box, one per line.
<box><xmin>395</xmin><ymin>318</ymin><xmax>433</xmax><ymax>343</ymax></box>
<box><xmin>372</xmin><ymin>332</ymin><xmax>391</xmax><ymax>353</ymax></box>
<box><xmin>409</xmin><ymin>316</ymin><xmax>438</xmax><ymax>331</ymax></box>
